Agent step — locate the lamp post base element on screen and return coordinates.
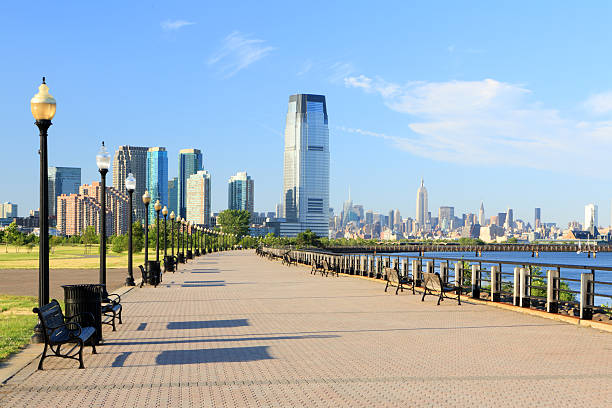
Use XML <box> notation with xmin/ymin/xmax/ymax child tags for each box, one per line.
<box><xmin>125</xmin><ymin>276</ymin><xmax>136</xmax><ymax>286</ymax></box>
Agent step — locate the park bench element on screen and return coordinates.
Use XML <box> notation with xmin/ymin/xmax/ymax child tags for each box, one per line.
<box><xmin>384</xmin><ymin>266</ymin><xmax>415</xmax><ymax>295</ymax></box>
<box><xmin>311</xmin><ymin>259</ymin><xmax>337</xmax><ymax>277</ymax></box>
<box><xmin>32</xmin><ymin>299</ymin><xmax>97</xmax><ymax>370</ymax></box>
<box><xmin>101</xmin><ymin>289</ymin><xmax>122</xmax><ymax>331</ymax></box>
<box><xmin>138</xmin><ymin>264</ymin><xmax>161</xmax><ymax>288</ymax></box>
<box><xmin>281</xmin><ymin>253</ymin><xmax>295</xmax><ymax>266</ymax></box>
<box><xmin>421</xmin><ymin>272</ymin><xmax>461</xmax><ymax>305</ymax></box>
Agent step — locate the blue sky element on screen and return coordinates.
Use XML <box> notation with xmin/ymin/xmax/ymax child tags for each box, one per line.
<box><xmin>2</xmin><ymin>1</ymin><xmax>612</xmax><ymax>227</ymax></box>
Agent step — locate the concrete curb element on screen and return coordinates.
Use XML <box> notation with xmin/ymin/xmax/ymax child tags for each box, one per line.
<box><xmin>0</xmin><ymin>278</ymin><xmax>142</xmax><ymax>386</ymax></box>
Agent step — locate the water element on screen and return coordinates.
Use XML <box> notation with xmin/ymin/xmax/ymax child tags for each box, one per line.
<box><xmin>375</xmin><ymin>251</ymin><xmax>612</xmax><ymax>307</ymax></box>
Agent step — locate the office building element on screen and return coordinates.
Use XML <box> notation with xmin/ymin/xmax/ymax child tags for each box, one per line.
<box><xmin>178</xmin><ymin>149</ymin><xmax>203</xmax><ymax>218</ymax></box>
<box><xmin>48</xmin><ymin>167</ymin><xmax>81</xmax><ymax>218</ymax></box>
<box><xmin>0</xmin><ymin>202</ymin><xmax>18</xmax><ymax>219</ymax></box>
<box><xmin>112</xmin><ymin>146</ymin><xmax>148</xmax><ymax>221</ymax></box>
<box><xmin>416</xmin><ymin>178</ymin><xmax>428</xmax><ymax>227</ymax></box>
<box><xmin>146</xmin><ymin>147</ymin><xmax>168</xmax><ymax>223</ymax></box>
<box><xmin>228</xmin><ymin>171</ymin><xmax>254</xmax><ymax>213</ymax></box>
<box><xmin>281</xmin><ymin>94</ymin><xmax>330</xmax><ymax>237</ymax></box>
<box><xmin>504</xmin><ymin>208</ymin><xmax>513</xmax><ymax>229</ymax></box>
<box><xmin>479</xmin><ymin>202</ymin><xmax>485</xmax><ymax>226</ymax></box>
<box><xmin>168</xmin><ymin>177</ymin><xmax>178</xmax><ymax>216</ymax></box>
<box><xmin>186</xmin><ymin>170</ymin><xmax>211</xmax><ymax>225</ymax></box>
<box><xmin>535</xmin><ymin>208</ymin><xmax>541</xmax><ymax>229</ymax></box>
<box><xmin>585</xmin><ymin>203</ymin><xmax>598</xmax><ymax>231</ymax></box>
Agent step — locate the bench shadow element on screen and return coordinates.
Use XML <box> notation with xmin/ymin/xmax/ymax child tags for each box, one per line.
<box><xmin>167</xmin><ymin>319</ymin><xmax>249</xmax><ymax>330</ymax></box>
<box><xmin>156</xmin><ymin>346</ymin><xmax>273</xmax><ymax>365</ymax></box>
<box><xmin>181</xmin><ymin>280</ymin><xmax>226</xmax><ymax>287</ymax></box>
<box><xmin>105</xmin><ymin>333</ymin><xmax>339</xmax><ymax>347</ymax></box>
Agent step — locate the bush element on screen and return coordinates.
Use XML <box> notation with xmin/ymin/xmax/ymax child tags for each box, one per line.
<box><xmin>112</xmin><ymin>235</ymin><xmax>127</xmax><ymax>253</ymax></box>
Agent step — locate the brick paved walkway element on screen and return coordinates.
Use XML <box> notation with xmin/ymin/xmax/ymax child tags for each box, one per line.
<box><xmin>1</xmin><ymin>250</ymin><xmax>611</xmax><ymax>407</ymax></box>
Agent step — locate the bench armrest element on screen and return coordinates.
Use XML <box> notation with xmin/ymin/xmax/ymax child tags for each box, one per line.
<box><xmin>66</xmin><ymin>311</ymin><xmax>96</xmax><ymax>327</ymax></box>
<box><xmin>104</xmin><ymin>293</ymin><xmax>121</xmax><ymax>304</ymax></box>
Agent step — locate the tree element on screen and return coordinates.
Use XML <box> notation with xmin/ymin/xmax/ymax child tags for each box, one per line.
<box><xmin>81</xmin><ymin>226</ymin><xmax>98</xmax><ymax>254</ymax></box>
<box><xmin>132</xmin><ymin>221</ymin><xmax>144</xmax><ymax>253</ymax></box>
<box><xmin>296</xmin><ymin>230</ymin><xmax>321</xmax><ymax>248</ymax></box>
<box><xmin>217</xmin><ymin>210</ymin><xmax>251</xmax><ymax>238</ymax></box>
<box><xmin>112</xmin><ymin>235</ymin><xmax>127</xmax><ymax>253</ymax></box>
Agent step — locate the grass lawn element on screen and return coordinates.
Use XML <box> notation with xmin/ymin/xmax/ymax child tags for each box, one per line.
<box><xmin>0</xmin><ymin>244</ymin><xmax>160</xmax><ymax>269</ymax></box>
<box><xmin>0</xmin><ymin>295</ymin><xmax>38</xmax><ymax>361</ymax></box>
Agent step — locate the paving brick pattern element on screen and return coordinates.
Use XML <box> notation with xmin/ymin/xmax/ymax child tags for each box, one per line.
<box><xmin>1</xmin><ymin>250</ymin><xmax>611</xmax><ymax>407</ymax></box>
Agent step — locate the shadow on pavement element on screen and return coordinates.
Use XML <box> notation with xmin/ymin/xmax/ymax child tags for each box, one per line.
<box><xmin>156</xmin><ymin>346</ymin><xmax>273</xmax><ymax>365</ymax></box>
<box><xmin>167</xmin><ymin>319</ymin><xmax>249</xmax><ymax>330</ymax></box>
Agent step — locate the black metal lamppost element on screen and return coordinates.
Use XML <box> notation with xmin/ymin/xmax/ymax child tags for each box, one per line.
<box><xmin>170</xmin><ymin>211</ymin><xmax>176</xmax><ymax>270</ymax></box>
<box><xmin>30</xmin><ymin>77</ymin><xmax>56</xmax><ymax>343</ymax></box>
<box><xmin>96</xmin><ymin>142</ymin><xmax>111</xmax><ymax>288</ymax></box>
<box><xmin>186</xmin><ymin>220</ymin><xmax>192</xmax><ymax>260</ymax></box>
<box><xmin>177</xmin><ymin>216</ymin><xmax>184</xmax><ymax>263</ymax></box>
<box><xmin>142</xmin><ymin>191</ymin><xmax>151</xmax><ymax>271</ymax></box>
<box><xmin>125</xmin><ymin>173</ymin><xmax>136</xmax><ymax>286</ymax></box>
<box><xmin>154</xmin><ymin>200</ymin><xmax>161</xmax><ymax>262</ymax></box>
<box><xmin>162</xmin><ymin>206</ymin><xmax>168</xmax><ymax>270</ymax></box>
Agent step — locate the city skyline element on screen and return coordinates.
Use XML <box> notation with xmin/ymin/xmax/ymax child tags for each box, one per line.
<box><xmin>4</xmin><ymin>3</ymin><xmax>612</xmax><ymax>226</ymax></box>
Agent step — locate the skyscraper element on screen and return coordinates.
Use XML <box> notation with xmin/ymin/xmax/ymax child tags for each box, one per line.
<box><xmin>146</xmin><ymin>147</ymin><xmax>168</xmax><ymax>223</ymax></box>
<box><xmin>228</xmin><ymin>171</ymin><xmax>254</xmax><ymax>213</ymax></box>
<box><xmin>416</xmin><ymin>178</ymin><xmax>428</xmax><ymax>228</ymax></box>
<box><xmin>48</xmin><ymin>167</ymin><xmax>81</xmax><ymax>218</ymax></box>
<box><xmin>479</xmin><ymin>202</ymin><xmax>485</xmax><ymax>225</ymax></box>
<box><xmin>534</xmin><ymin>208</ymin><xmax>541</xmax><ymax>228</ymax></box>
<box><xmin>585</xmin><ymin>203</ymin><xmax>598</xmax><ymax>230</ymax></box>
<box><xmin>281</xmin><ymin>94</ymin><xmax>330</xmax><ymax>237</ymax></box>
<box><xmin>186</xmin><ymin>170</ymin><xmax>211</xmax><ymax>225</ymax></box>
<box><xmin>393</xmin><ymin>209</ymin><xmax>401</xmax><ymax>229</ymax></box>
<box><xmin>168</xmin><ymin>177</ymin><xmax>178</xmax><ymax>216</ymax></box>
<box><xmin>178</xmin><ymin>149</ymin><xmax>203</xmax><ymax>218</ymax></box>
<box><xmin>113</xmin><ymin>146</ymin><xmax>148</xmax><ymax>221</ymax></box>
<box><xmin>504</xmin><ymin>208</ymin><xmax>514</xmax><ymax>229</ymax></box>
<box><xmin>0</xmin><ymin>202</ymin><xmax>18</xmax><ymax>218</ymax></box>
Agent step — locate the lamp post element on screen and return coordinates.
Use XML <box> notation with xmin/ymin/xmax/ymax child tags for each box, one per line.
<box><xmin>170</xmin><ymin>211</ymin><xmax>176</xmax><ymax>269</ymax></box>
<box><xmin>96</xmin><ymin>142</ymin><xmax>111</xmax><ymax>287</ymax></box>
<box><xmin>125</xmin><ymin>173</ymin><xmax>136</xmax><ymax>286</ymax></box>
<box><xmin>162</xmin><ymin>206</ymin><xmax>168</xmax><ymax>271</ymax></box>
<box><xmin>142</xmin><ymin>191</ymin><xmax>151</xmax><ymax>272</ymax></box>
<box><xmin>31</xmin><ymin>77</ymin><xmax>56</xmax><ymax>343</ymax></box>
<box><xmin>154</xmin><ymin>200</ymin><xmax>161</xmax><ymax>262</ymax></box>
<box><xmin>186</xmin><ymin>221</ymin><xmax>193</xmax><ymax>259</ymax></box>
<box><xmin>177</xmin><ymin>217</ymin><xmax>184</xmax><ymax>263</ymax></box>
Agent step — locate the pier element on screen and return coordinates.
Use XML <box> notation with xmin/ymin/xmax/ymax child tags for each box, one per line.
<box><xmin>326</xmin><ymin>243</ymin><xmax>609</xmax><ymax>253</ymax></box>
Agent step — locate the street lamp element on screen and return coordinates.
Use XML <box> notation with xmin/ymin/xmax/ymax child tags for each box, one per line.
<box><xmin>170</xmin><ymin>211</ymin><xmax>176</xmax><ymax>271</ymax></box>
<box><xmin>154</xmin><ymin>200</ymin><xmax>161</xmax><ymax>262</ymax></box>
<box><xmin>31</xmin><ymin>77</ymin><xmax>56</xmax><ymax>343</ymax></box>
<box><xmin>142</xmin><ymin>191</ymin><xmax>151</xmax><ymax>272</ymax></box>
<box><xmin>177</xmin><ymin>216</ymin><xmax>184</xmax><ymax>263</ymax></box>
<box><xmin>125</xmin><ymin>173</ymin><xmax>136</xmax><ymax>286</ymax></box>
<box><xmin>186</xmin><ymin>221</ymin><xmax>193</xmax><ymax>259</ymax></box>
<box><xmin>162</xmin><ymin>206</ymin><xmax>169</xmax><ymax>271</ymax></box>
<box><xmin>96</xmin><ymin>142</ymin><xmax>111</xmax><ymax>288</ymax></box>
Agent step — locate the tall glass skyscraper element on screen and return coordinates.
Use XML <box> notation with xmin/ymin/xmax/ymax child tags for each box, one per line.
<box><xmin>146</xmin><ymin>147</ymin><xmax>168</xmax><ymax>223</ymax></box>
<box><xmin>48</xmin><ymin>166</ymin><xmax>81</xmax><ymax>218</ymax></box>
<box><xmin>416</xmin><ymin>178</ymin><xmax>428</xmax><ymax>229</ymax></box>
<box><xmin>281</xmin><ymin>94</ymin><xmax>329</xmax><ymax>238</ymax></box>
<box><xmin>178</xmin><ymin>149</ymin><xmax>203</xmax><ymax>218</ymax></box>
<box><xmin>228</xmin><ymin>171</ymin><xmax>254</xmax><ymax>213</ymax></box>
<box><xmin>168</xmin><ymin>177</ymin><xmax>178</xmax><ymax>216</ymax></box>
<box><xmin>113</xmin><ymin>145</ymin><xmax>148</xmax><ymax>222</ymax></box>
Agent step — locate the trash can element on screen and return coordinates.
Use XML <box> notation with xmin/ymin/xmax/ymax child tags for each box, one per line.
<box><xmin>63</xmin><ymin>284</ymin><xmax>103</xmax><ymax>344</ymax></box>
<box><xmin>164</xmin><ymin>255</ymin><xmax>175</xmax><ymax>272</ymax></box>
<box><xmin>177</xmin><ymin>252</ymin><xmax>185</xmax><ymax>263</ymax></box>
<box><xmin>147</xmin><ymin>260</ymin><xmax>161</xmax><ymax>286</ymax></box>
<box><xmin>186</xmin><ymin>250</ymin><xmax>193</xmax><ymax>259</ymax></box>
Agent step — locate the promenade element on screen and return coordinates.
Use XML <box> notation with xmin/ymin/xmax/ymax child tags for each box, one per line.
<box><xmin>1</xmin><ymin>250</ymin><xmax>611</xmax><ymax>407</ymax></box>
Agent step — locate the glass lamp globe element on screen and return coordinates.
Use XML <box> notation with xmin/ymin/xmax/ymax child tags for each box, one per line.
<box><xmin>154</xmin><ymin>200</ymin><xmax>162</xmax><ymax>212</ymax></box>
<box><xmin>142</xmin><ymin>191</ymin><xmax>151</xmax><ymax>205</ymax></box>
<box><xmin>170</xmin><ymin>211</ymin><xmax>175</xmax><ymax>220</ymax></box>
<box><xmin>162</xmin><ymin>206</ymin><xmax>168</xmax><ymax>216</ymax></box>
<box><xmin>30</xmin><ymin>77</ymin><xmax>56</xmax><ymax>121</ymax></box>
<box><xmin>125</xmin><ymin>173</ymin><xmax>136</xmax><ymax>192</ymax></box>
<box><xmin>96</xmin><ymin>142</ymin><xmax>111</xmax><ymax>171</ymax></box>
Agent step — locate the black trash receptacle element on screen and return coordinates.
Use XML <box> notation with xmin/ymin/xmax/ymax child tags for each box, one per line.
<box><xmin>63</xmin><ymin>284</ymin><xmax>103</xmax><ymax>344</ymax></box>
<box><xmin>147</xmin><ymin>260</ymin><xmax>161</xmax><ymax>286</ymax></box>
<box><xmin>186</xmin><ymin>250</ymin><xmax>193</xmax><ymax>259</ymax></box>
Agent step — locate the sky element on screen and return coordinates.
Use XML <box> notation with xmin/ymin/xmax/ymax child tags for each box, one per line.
<box><xmin>2</xmin><ymin>1</ymin><xmax>612</xmax><ymax>227</ymax></box>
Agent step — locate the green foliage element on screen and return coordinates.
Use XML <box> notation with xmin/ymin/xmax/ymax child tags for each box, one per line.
<box><xmin>0</xmin><ymin>295</ymin><xmax>38</xmax><ymax>361</ymax></box>
<box><xmin>528</xmin><ymin>266</ymin><xmax>575</xmax><ymax>302</ymax></box>
<box><xmin>217</xmin><ymin>209</ymin><xmax>251</xmax><ymax>238</ymax></box>
<box><xmin>131</xmin><ymin>221</ymin><xmax>144</xmax><ymax>253</ymax></box>
<box><xmin>296</xmin><ymin>230</ymin><xmax>321</xmax><ymax>248</ymax></box>
<box><xmin>111</xmin><ymin>235</ymin><xmax>127</xmax><ymax>253</ymax></box>
<box><xmin>457</xmin><ymin>237</ymin><xmax>485</xmax><ymax>245</ymax></box>
<box><xmin>507</xmin><ymin>237</ymin><xmax>518</xmax><ymax>244</ymax></box>
<box><xmin>80</xmin><ymin>226</ymin><xmax>98</xmax><ymax>253</ymax></box>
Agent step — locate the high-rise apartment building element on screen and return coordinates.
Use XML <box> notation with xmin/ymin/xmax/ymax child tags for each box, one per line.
<box><xmin>146</xmin><ymin>147</ymin><xmax>168</xmax><ymax>223</ymax></box>
<box><xmin>178</xmin><ymin>149</ymin><xmax>203</xmax><ymax>218</ymax></box>
<box><xmin>365</xmin><ymin>210</ymin><xmax>374</xmax><ymax>225</ymax></box>
<box><xmin>48</xmin><ymin>167</ymin><xmax>81</xmax><ymax>218</ymax></box>
<box><xmin>228</xmin><ymin>171</ymin><xmax>254</xmax><ymax>213</ymax></box>
<box><xmin>534</xmin><ymin>208</ymin><xmax>541</xmax><ymax>228</ymax></box>
<box><xmin>0</xmin><ymin>202</ymin><xmax>18</xmax><ymax>218</ymax></box>
<box><xmin>416</xmin><ymin>178</ymin><xmax>428</xmax><ymax>228</ymax></box>
<box><xmin>168</xmin><ymin>177</ymin><xmax>178</xmax><ymax>216</ymax></box>
<box><xmin>186</xmin><ymin>170</ymin><xmax>211</xmax><ymax>225</ymax></box>
<box><xmin>281</xmin><ymin>94</ymin><xmax>330</xmax><ymax>237</ymax></box>
<box><xmin>113</xmin><ymin>146</ymin><xmax>148</xmax><ymax>221</ymax></box>
<box><xmin>584</xmin><ymin>203</ymin><xmax>598</xmax><ymax>231</ymax></box>
<box><xmin>79</xmin><ymin>182</ymin><xmax>129</xmax><ymax>236</ymax></box>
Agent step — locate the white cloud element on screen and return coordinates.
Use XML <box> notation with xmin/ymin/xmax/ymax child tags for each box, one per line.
<box><xmin>297</xmin><ymin>60</ymin><xmax>313</xmax><ymax>76</ymax></box>
<box><xmin>161</xmin><ymin>20</ymin><xmax>195</xmax><ymax>31</ymax></box>
<box><xmin>208</xmin><ymin>31</ymin><xmax>275</xmax><ymax>78</ymax></box>
<box><xmin>343</xmin><ymin>74</ymin><xmax>612</xmax><ymax>175</ymax></box>
<box><xmin>584</xmin><ymin>91</ymin><xmax>612</xmax><ymax>115</ymax></box>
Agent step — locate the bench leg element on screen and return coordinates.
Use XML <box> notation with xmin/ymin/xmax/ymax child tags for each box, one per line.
<box><xmin>421</xmin><ymin>289</ymin><xmax>427</xmax><ymax>302</ymax></box>
<box><xmin>111</xmin><ymin>310</ymin><xmax>117</xmax><ymax>331</ymax></box>
<box><xmin>396</xmin><ymin>283</ymin><xmax>400</xmax><ymax>295</ymax></box>
<box><xmin>118</xmin><ymin>307</ymin><xmax>123</xmax><ymax>324</ymax></box>
<box><xmin>91</xmin><ymin>341</ymin><xmax>97</xmax><ymax>354</ymax></box>
<box><xmin>385</xmin><ymin>281</ymin><xmax>389</xmax><ymax>292</ymax></box>
<box><xmin>37</xmin><ymin>342</ymin><xmax>48</xmax><ymax>370</ymax></box>
<box><xmin>78</xmin><ymin>340</ymin><xmax>85</xmax><ymax>369</ymax></box>
<box><xmin>437</xmin><ymin>293</ymin><xmax>443</xmax><ymax>306</ymax></box>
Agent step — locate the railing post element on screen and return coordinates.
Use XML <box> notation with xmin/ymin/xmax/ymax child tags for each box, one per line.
<box><xmin>513</xmin><ymin>267</ymin><xmax>521</xmax><ymax>306</ymax></box>
<box><xmin>471</xmin><ymin>264</ymin><xmax>480</xmax><ymax>299</ymax></box>
<box><xmin>519</xmin><ymin>267</ymin><xmax>530</xmax><ymax>308</ymax></box>
<box><xmin>454</xmin><ymin>262</ymin><xmax>462</xmax><ymax>295</ymax></box>
<box><xmin>412</xmin><ymin>259</ymin><xmax>421</xmax><ymax>286</ymax></box>
<box><xmin>401</xmin><ymin>259</ymin><xmax>408</xmax><ymax>278</ymax></box>
<box><xmin>426</xmin><ymin>261</ymin><xmax>434</xmax><ymax>276</ymax></box>
<box><xmin>580</xmin><ymin>272</ymin><xmax>594</xmax><ymax>320</ymax></box>
<box><xmin>440</xmin><ymin>263</ymin><xmax>448</xmax><ymax>284</ymax></box>
<box><xmin>490</xmin><ymin>265</ymin><xmax>500</xmax><ymax>302</ymax></box>
<box><xmin>547</xmin><ymin>269</ymin><xmax>559</xmax><ymax>313</ymax></box>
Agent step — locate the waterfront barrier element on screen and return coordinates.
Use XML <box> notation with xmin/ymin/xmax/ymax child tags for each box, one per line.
<box><xmin>258</xmin><ymin>247</ymin><xmax>612</xmax><ymax>322</ymax></box>
<box><xmin>327</xmin><ymin>243</ymin><xmax>608</xmax><ymax>254</ymax></box>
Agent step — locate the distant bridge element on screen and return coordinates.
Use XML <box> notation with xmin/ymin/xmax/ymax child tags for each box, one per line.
<box><xmin>325</xmin><ymin>243</ymin><xmax>610</xmax><ymax>254</ymax></box>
